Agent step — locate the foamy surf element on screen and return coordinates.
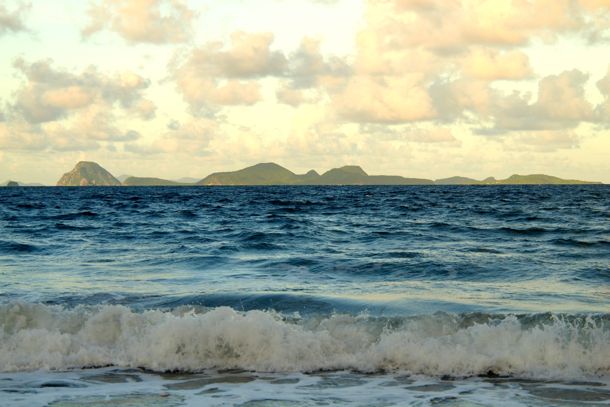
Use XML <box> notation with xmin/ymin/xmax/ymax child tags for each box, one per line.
<box><xmin>1</xmin><ymin>303</ymin><xmax>609</xmax><ymax>380</ymax></box>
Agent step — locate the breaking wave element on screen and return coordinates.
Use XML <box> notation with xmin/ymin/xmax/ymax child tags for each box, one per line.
<box><xmin>1</xmin><ymin>303</ymin><xmax>609</xmax><ymax>379</ymax></box>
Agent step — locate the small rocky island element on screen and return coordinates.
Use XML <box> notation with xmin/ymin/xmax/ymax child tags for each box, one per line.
<box><xmin>56</xmin><ymin>161</ymin><xmax>121</xmax><ymax>186</ymax></box>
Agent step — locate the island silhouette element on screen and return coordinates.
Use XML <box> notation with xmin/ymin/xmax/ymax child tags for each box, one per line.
<box><xmin>48</xmin><ymin>161</ymin><xmax>603</xmax><ymax>186</ymax></box>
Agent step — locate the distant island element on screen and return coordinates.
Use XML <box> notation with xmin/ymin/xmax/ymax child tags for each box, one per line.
<box><xmin>1</xmin><ymin>180</ymin><xmax>44</xmax><ymax>187</ymax></box>
<box><xmin>56</xmin><ymin>161</ymin><xmax>121</xmax><ymax>186</ymax></box>
<box><xmin>122</xmin><ymin>177</ymin><xmax>187</xmax><ymax>186</ymax></box>
<box><xmin>50</xmin><ymin>161</ymin><xmax>603</xmax><ymax>187</ymax></box>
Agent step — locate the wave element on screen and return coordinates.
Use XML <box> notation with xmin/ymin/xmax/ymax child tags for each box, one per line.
<box><xmin>0</xmin><ymin>240</ymin><xmax>41</xmax><ymax>253</ymax></box>
<box><xmin>552</xmin><ymin>238</ymin><xmax>610</xmax><ymax>248</ymax></box>
<box><xmin>1</xmin><ymin>303</ymin><xmax>609</xmax><ymax>379</ymax></box>
<box><xmin>47</xmin><ymin>211</ymin><xmax>99</xmax><ymax>220</ymax></box>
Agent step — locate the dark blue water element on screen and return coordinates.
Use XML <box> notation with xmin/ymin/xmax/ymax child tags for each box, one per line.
<box><xmin>1</xmin><ymin>186</ymin><xmax>610</xmax><ymax>406</ymax></box>
<box><xmin>1</xmin><ymin>185</ymin><xmax>608</xmax><ymax>313</ymax></box>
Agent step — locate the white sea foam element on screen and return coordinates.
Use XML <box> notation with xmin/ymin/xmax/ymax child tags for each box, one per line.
<box><xmin>1</xmin><ymin>303</ymin><xmax>609</xmax><ymax>379</ymax></box>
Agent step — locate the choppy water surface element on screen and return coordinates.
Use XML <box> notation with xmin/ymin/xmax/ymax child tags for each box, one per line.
<box><xmin>1</xmin><ymin>185</ymin><xmax>609</xmax><ymax>406</ymax></box>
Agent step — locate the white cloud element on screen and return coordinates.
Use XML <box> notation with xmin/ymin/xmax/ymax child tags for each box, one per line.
<box><xmin>596</xmin><ymin>66</ymin><xmax>610</xmax><ymax>122</ymax></box>
<box><xmin>83</xmin><ymin>0</ymin><xmax>195</xmax><ymax>44</ymax></box>
<box><xmin>173</xmin><ymin>32</ymin><xmax>288</xmax><ymax>111</ymax></box>
<box><xmin>460</xmin><ymin>48</ymin><xmax>532</xmax><ymax>80</ymax></box>
<box><xmin>0</xmin><ymin>59</ymin><xmax>153</xmax><ymax>152</ymax></box>
<box><xmin>287</xmin><ymin>37</ymin><xmax>350</xmax><ymax>88</ymax></box>
<box><xmin>125</xmin><ymin>117</ymin><xmax>217</xmax><ymax>155</ymax></box>
<box><xmin>386</xmin><ymin>0</ymin><xmax>598</xmax><ymax>49</ymax></box>
<box><xmin>505</xmin><ymin>130</ymin><xmax>581</xmax><ymax>152</ymax></box>
<box><xmin>0</xmin><ymin>121</ymin><xmax>48</xmax><ymax>151</ymax></box>
<box><xmin>184</xmin><ymin>32</ymin><xmax>287</xmax><ymax>79</ymax></box>
<box><xmin>332</xmin><ymin>74</ymin><xmax>437</xmax><ymax>123</ymax></box>
<box><xmin>360</xmin><ymin>123</ymin><xmax>460</xmax><ymax>144</ymax></box>
<box><xmin>12</xmin><ymin>59</ymin><xmax>154</xmax><ymax>124</ymax></box>
<box><xmin>491</xmin><ymin>70</ymin><xmax>595</xmax><ymax>132</ymax></box>
<box><xmin>0</xmin><ymin>2</ymin><xmax>28</xmax><ymax>36</ymax></box>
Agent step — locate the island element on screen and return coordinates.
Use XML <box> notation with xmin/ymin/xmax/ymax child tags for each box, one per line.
<box><xmin>53</xmin><ymin>161</ymin><xmax>603</xmax><ymax>186</ymax></box>
<box><xmin>433</xmin><ymin>174</ymin><xmax>602</xmax><ymax>185</ymax></box>
<box><xmin>197</xmin><ymin>163</ymin><xmax>433</xmax><ymax>186</ymax></box>
<box><xmin>56</xmin><ymin>161</ymin><xmax>121</xmax><ymax>186</ymax></box>
<box><xmin>122</xmin><ymin>177</ymin><xmax>187</xmax><ymax>186</ymax></box>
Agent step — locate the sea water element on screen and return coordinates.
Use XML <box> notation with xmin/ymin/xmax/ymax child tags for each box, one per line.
<box><xmin>0</xmin><ymin>185</ymin><xmax>609</xmax><ymax>406</ymax></box>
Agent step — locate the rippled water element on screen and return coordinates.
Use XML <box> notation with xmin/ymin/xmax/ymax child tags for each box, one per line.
<box><xmin>1</xmin><ymin>185</ymin><xmax>609</xmax><ymax>406</ymax></box>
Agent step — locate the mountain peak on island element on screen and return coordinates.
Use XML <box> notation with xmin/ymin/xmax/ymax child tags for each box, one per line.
<box><xmin>198</xmin><ymin>162</ymin><xmax>297</xmax><ymax>186</ymax></box>
<box><xmin>250</xmin><ymin>162</ymin><xmax>287</xmax><ymax>170</ymax></box>
<box><xmin>329</xmin><ymin>165</ymin><xmax>368</xmax><ymax>176</ymax></box>
<box><xmin>57</xmin><ymin>161</ymin><xmax>121</xmax><ymax>186</ymax></box>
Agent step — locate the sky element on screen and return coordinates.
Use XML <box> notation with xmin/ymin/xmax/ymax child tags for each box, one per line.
<box><xmin>0</xmin><ymin>0</ymin><xmax>609</xmax><ymax>184</ymax></box>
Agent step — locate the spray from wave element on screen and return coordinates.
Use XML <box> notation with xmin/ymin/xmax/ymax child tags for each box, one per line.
<box><xmin>1</xmin><ymin>303</ymin><xmax>609</xmax><ymax>379</ymax></box>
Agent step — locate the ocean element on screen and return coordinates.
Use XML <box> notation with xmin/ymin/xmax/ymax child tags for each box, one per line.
<box><xmin>0</xmin><ymin>185</ymin><xmax>609</xmax><ymax>406</ymax></box>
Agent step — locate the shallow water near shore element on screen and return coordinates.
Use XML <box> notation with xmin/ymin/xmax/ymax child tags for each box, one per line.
<box><xmin>2</xmin><ymin>368</ymin><xmax>610</xmax><ymax>406</ymax></box>
<box><xmin>1</xmin><ymin>185</ymin><xmax>609</xmax><ymax>405</ymax></box>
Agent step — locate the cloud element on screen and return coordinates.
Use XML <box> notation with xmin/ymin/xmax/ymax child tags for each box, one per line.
<box><xmin>285</xmin><ymin>125</ymin><xmax>360</xmax><ymax>159</ymax></box>
<box><xmin>184</xmin><ymin>32</ymin><xmax>287</xmax><ymax>79</ymax></box>
<box><xmin>46</xmin><ymin>103</ymin><xmax>141</xmax><ymax>143</ymax></box>
<box><xmin>490</xmin><ymin>70</ymin><xmax>595</xmax><ymax>132</ymax></box>
<box><xmin>83</xmin><ymin>0</ymin><xmax>195</xmax><ymax>44</ymax></box>
<box><xmin>429</xmin><ymin>69</ymin><xmax>598</xmax><ymax>134</ymax></box>
<box><xmin>532</xmin><ymin>70</ymin><xmax>595</xmax><ymax>121</ymax></box>
<box><xmin>176</xmin><ymin>77</ymin><xmax>261</xmax><ymax>111</ymax></box>
<box><xmin>125</xmin><ymin>117</ymin><xmax>216</xmax><ymax>155</ymax></box>
<box><xmin>287</xmin><ymin>37</ymin><xmax>350</xmax><ymax>88</ymax></box>
<box><xmin>0</xmin><ymin>120</ymin><xmax>104</xmax><ymax>152</ymax></box>
<box><xmin>11</xmin><ymin>59</ymin><xmax>154</xmax><ymax>124</ymax></box>
<box><xmin>460</xmin><ymin>48</ymin><xmax>532</xmax><ymax>80</ymax></box>
<box><xmin>1</xmin><ymin>59</ymin><xmax>152</xmax><ymax>152</ymax></box>
<box><xmin>332</xmin><ymin>75</ymin><xmax>437</xmax><ymax>123</ymax></box>
<box><xmin>429</xmin><ymin>78</ymin><xmax>495</xmax><ymax>122</ymax></box>
<box><xmin>0</xmin><ymin>2</ymin><xmax>28</xmax><ymax>36</ymax></box>
<box><xmin>0</xmin><ymin>102</ymin><xmax>142</xmax><ymax>152</ymax></box>
<box><xmin>128</xmin><ymin>98</ymin><xmax>156</xmax><ymax>120</ymax></box>
<box><xmin>598</xmin><ymin>66</ymin><xmax>610</xmax><ymax>96</ymax></box>
<box><xmin>578</xmin><ymin>0</ymin><xmax>610</xmax><ymax>42</ymax></box>
<box><xmin>0</xmin><ymin>121</ymin><xmax>48</xmax><ymax>151</ymax></box>
<box><xmin>361</xmin><ymin>123</ymin><xmax>459</xmax><ymax>144</ymax></box>
<box><xmin>596</xmin><ymin>66</ymin><xmax>610</xmax><ymax>122</ymax></box>
<box><xmin>41</xmin><ymin>86</ymin><xmax>95</xmax><ymax>110</ymax></box>
<box><xmin>158</xmin><ymin>0</ymin><xmax>609</xmax><ymax>167</ymax></box>
<box><xmin>323</xmin><ymin>0</ymin><xmax>609</xmax><ymax>126</ymax></box>
<box><xmin>404</xmin><ymin>127</ymin><xmax>459</xmax><ymax>143</ymax></box>
<box><xmin>173</xmin><ymin>32</ymin><xmax>287</xmax><ymax>111</ymax></box>
<box><xmin>276</xmin><ymin>86</ymin><xmax>312</xmax><ymax>106</ymax></box>
<box><xmin>505</xmin><ymin>130</ymin><xmax>581</xmax><ymax>152</ymax></box>
<box><xmin>275</xmin><ymin>37</ymin><xmax>350</xmax><ymax>106</ymax></box>
<box><xmin>386</xmin><ymin>0</ymin><xmax>593</xmax><ymax>49</ymax></box>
